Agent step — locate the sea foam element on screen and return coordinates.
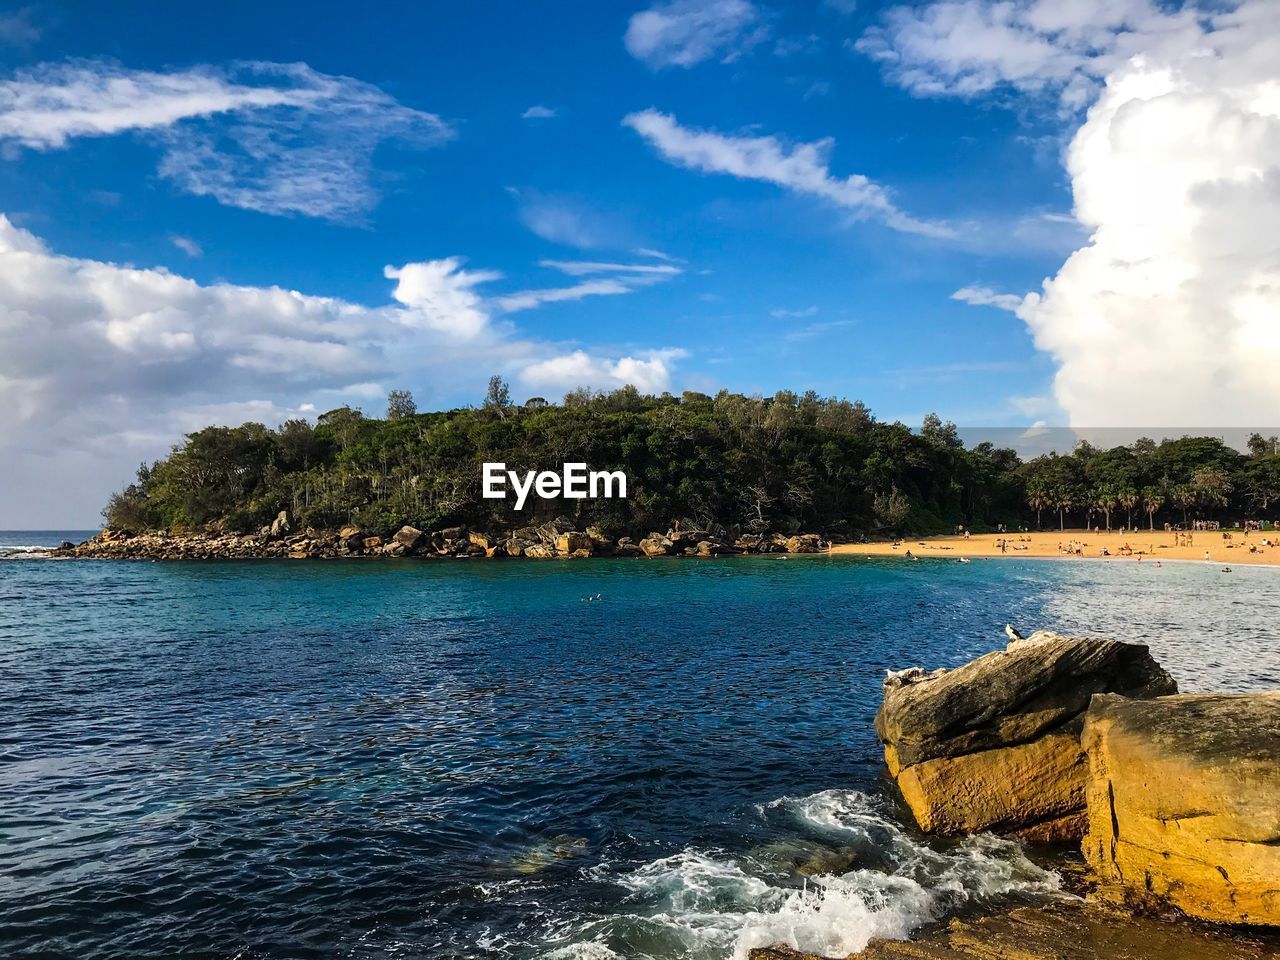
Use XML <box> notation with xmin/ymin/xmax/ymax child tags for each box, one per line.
<box><xmin>544</xmin><ymin>789</ymin><xmax>1061</xmax><ymax>960</ymax></box>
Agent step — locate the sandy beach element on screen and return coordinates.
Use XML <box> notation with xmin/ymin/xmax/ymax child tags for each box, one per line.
<box><xmin>832</xmin><ymin>529</ymin><xmax>1280</xmax><ymax>567</ymax></box>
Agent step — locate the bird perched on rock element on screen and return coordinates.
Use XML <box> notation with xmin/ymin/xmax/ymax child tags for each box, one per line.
<box><xmin>1005</xmin><ymin>624</ymin><xmax>1024</xmax><ymax>642</ymax></box>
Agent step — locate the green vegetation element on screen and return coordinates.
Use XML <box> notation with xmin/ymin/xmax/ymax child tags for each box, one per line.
<box><xmin>103</xmin><ymin>382</ymin><xmax>1280</xmax><ymax>539</ymax></box>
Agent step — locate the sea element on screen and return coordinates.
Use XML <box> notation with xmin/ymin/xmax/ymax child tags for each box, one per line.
<box><xmin>2</xmin><ymin>531</ymin><xmax>1278</xmax><ymax>959</ymax></box>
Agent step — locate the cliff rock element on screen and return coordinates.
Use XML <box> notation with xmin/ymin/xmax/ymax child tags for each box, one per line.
<box><xmin>1082</xmin><ymin>691</ymin><xmax>1280</xmax><ymax>925</ymax></box>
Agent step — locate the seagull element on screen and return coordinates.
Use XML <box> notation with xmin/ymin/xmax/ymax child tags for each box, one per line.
<box><xmin>1005</xmin><ymin>624</ymin><xmax>1024</xmax><ymax>642</ymax></box>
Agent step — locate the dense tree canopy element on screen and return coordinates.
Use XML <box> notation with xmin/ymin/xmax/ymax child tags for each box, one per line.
<box><xmin>103</xmin><ymin>384</ymin><xmax>1279</xmax><ymax>540</ymax></box>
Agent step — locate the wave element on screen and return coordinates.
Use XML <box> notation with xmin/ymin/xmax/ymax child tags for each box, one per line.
<box><xmin>540</xmin><ymin>790</ymin><xmax>1061</xmax><ymax>960</ymax></box>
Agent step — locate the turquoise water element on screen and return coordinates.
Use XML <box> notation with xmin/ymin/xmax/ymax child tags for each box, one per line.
<box><xmin>2</xmin><ymin>550</ymin><xmax>1277</xmax><ymax>959</ymax></box>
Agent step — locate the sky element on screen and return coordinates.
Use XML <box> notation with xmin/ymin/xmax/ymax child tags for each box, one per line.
<box><xmin>1</xmin><ymin>0</ymin><xmax>1278</xmax><ymax>526</ymax></box>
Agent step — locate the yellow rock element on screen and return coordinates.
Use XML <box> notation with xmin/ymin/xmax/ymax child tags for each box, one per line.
<box><xmin>1082</xmin><ymin>692</ymin><xmax>1280</xmax><ymax>926</ymax></box>
<box><xmin>895</xmin><ymin>732</ymin><xmax>1086</xmax><ymax>836</ymax></box>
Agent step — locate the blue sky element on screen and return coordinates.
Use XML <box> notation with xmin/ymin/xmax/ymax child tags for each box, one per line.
<box><xmin>1</xmin><ymin>0</ymin><xmax>1275</xmax><ymax>524</ymax></box>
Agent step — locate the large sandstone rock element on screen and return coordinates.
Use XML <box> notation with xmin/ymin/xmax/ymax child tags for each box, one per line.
<box><xmin>877</xmin><ymin>631</ymin><xmax>1176</xmax><ymax>840</ymax></box>
<box><xmin>555</xmin><ymin>531</ymin><xmax>593</xmax><ymax>555</ymax></box>
<box><xmin>639</xmin><ymin>534</ymin><xmax>674</xmax><ymax>557</ymax></box>
<box><xmin>785</xmin><ymin>533</ymin><xmax>823</xmax><ymax>553</ymax></box>
<box><xmin>393</xmin><ymin>525</ymin><xmax>424</xmax><ymax>550</ymax></box>
<box><xmin>1082</xmin><ymin>691</ymin><xmax>1280</xmax><ymax>926</ymax></box>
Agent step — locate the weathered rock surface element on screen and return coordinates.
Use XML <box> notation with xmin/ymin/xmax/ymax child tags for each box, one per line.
<box><xmin>1082</xmin><ymin>691</ymin><xmax>1280</xmax><ymax>926</ymax></box>
<box><xmin>877</xmin><ymin>631</ymin><xmax>1176</xmax><ymax>839</ymax></box>
<box><xmin>748</xmin><ymin>896</ymin><xmax>1279</xmax><ymax>960</ymax></box>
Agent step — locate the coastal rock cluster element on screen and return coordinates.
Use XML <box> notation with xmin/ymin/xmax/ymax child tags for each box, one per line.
<box><xmin>874</xmin><ymin>631</ymin><xmax>1280</xmax><ymax>930</ymax></box>
<box><xmin>876</xmin><ymin>631</ymin><xmax>1177</xmax><ymax>842</ymax></box>
<box><xmin>53</xmin><ymin>514</ymin><xmax>829</xmax><ymax>561</ymax></box>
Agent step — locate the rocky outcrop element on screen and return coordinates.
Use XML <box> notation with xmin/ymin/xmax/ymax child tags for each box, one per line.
<box><xmin>1082</xmin><ymin>691</ymin><xmax>1280</xmax><ymax>926</ymax></box>
<box><xmin>748</xmin><ymin>896</ymin><xmax>1279</xmax><ymax>960</ymax></box>
<box><xmin>53</xmin><ymin>523</ymin><xmax>828</xmax><ymax>561</ymax></box>
<box><xmin>877</xmin><ymin>631</ymin><xmax>1176</xmax><ymax>840</ymax></box>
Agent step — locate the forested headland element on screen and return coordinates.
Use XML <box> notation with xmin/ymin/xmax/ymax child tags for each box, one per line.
<box><xmin>103</xmin><ymin>379</ymin><xmax>1280</xmax><ymax>541</ymax></box>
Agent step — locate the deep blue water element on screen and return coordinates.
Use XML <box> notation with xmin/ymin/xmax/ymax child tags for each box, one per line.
<box><xmin>2</xmin><ymin>550</ymin><xmax>1277</xmax><ymax>959</ymax></box>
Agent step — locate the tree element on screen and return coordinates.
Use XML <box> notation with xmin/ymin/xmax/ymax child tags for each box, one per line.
<box><xmin>1191</xmin><ymin>467</ymin><xmax>1233</xmax><ymax>514</ymax></box>
<box><xmin>1172</xmin><ymin>484</ymin><xmax>1195</xmax><ymax>525</ymax></box>
<box><xmin>1092</xmin><ymin>485</ymin><xmax>1118</xmax><ymax>531</ymax></box>
<box><xmin>484</xmin><ymin>375</ymin><xmax>511</xmax><ymax>412</ymax></box>
<box><xmin>386</xmin><ymin>390</ymin><xmax>417</xmax><ymax>419</ymax></box>
<box><xmin>1026</xmin><ymin>478</ymin><xmax>1050</xmax><ymax>529</ymax></box>
<box><xmin>1117</xmin><ymin>486</ymin><xmax>1139</xmax><ymax>529</ymax></box>
<box><xmin>1141</xmin><ymin>486</ymin><xmax>1164</xmax><ymax>530</ymax></box>
<box><xmin>873</xmin><ymin>486</ymin><xmax>911</xmax><ymax>531</ymax></box>
<box><xmin>524</xmin><ymin>396</ymin><xmax>548</xmax><ymax>408</ymax></box>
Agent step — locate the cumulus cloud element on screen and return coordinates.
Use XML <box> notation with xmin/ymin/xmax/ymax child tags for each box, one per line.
<box><xmin>521</xmin><ymin>104</ymin><xmax>557</xmax><ymax>119</ymax></box>
<box><xmin>519</xmin><ymin>349</ymin><xmax>687</xmax><ymax>394</ymax></box>
<box><xmin>951</xmin><ymin>285</ymin><xmax>1022</xmax><ymax>311</ymax></box>
<box><xmin>625</xmin><ymin>0</ymin><xmax>768</xmax><ymax>69</ymax></box>
<box><xmin>0</xmin><ymin>60</ymin><xmax>453</xmax><ymax>221</ymax></box>
<box><xmin>931</xmin><ymin>0</ymin><xmax>1280</xmax><ymax>426</ymax></box>
<box><xmin>0</xmin><ymin>216</ymin><xmax>688</xmax><ymax>524</ymax></box>
<box><xmin>623</xmin><ymin>108</ymin><xmax>954</xmax><ymax>237</ymax></box>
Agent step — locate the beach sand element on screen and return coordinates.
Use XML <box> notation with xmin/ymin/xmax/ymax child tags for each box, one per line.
<box><xmin>831</xmin><ymin>528</ymin><xmax>1280</xmax><ymax>566</ymax></box>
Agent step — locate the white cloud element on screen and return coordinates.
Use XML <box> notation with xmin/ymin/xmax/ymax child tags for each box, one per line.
<box><xmin>514</xmin><ymin>190</ymin><xmax>631</xmax><ymax>249</ymax></box>
<box><xmin>519</xmin><ymin>349</ymin><xmax>687</xmax><ymax>393</ymax></box>
<box><xmin>854</xmin><ymin>0</ymin><xmax>1201</xmax><ymax>109</ymax></box>
<box><xmin>539</xmin><ymin>259</ymin><xmax>682</xmax><ymax>277</ymax></box>
<box><xmin>625</xmin><ymin>0</ymin><xmax>768</xmax><ymax>69</ymax></box>
<box><xmin>0</xmin><ymin>215</ymin><xmax>689</xmax><ymax>524</ymax></box>
<box><xmin>623</xmin><ymin>108</ymin><xmax>954</xmax><ymax>237</ymax></box>
<box><xmin>0</xmin><ymin>60</ymin><xmax>453</xmax><ymax>222</ymax></box>
<box><xmin>495</xmin><ymin>279</ymin><xmax>632</xmax><ymax>313</ymax></box>
<box><xmin>951</xmin><ymin>285</ymin><xmax>1023</xmax><ymax>311</ymax></box>
<box><xmin>1016</xmin><ymin>0</ymin><xmax>1280</xmax><ymax>427</ymax></box>
<box><xmin>905</xmin><ymin>0</ymin><xmax>1280</xmax><ymax>427</ymax></box>
<box><xmin>522</xmin><ymin>104</ymin><xmax>557</xmax><ymax>119</ymax></box>
<box><xmin>169</xmin><ymin>235</ymin><xmax>202</xmax><ymax>257</ymax></box>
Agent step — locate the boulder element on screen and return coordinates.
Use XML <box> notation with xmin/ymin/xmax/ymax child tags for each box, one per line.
<box><xmin>504</xmin><ymin>537</ymin><xmax>532</xmax><ymax>558</ymax></box>
<box><xmin>555</xmin><ymin>531</ymin><xmax>593</xmax><ymax>555</ymax></box>
<box><xmin>639</xmin><ymin>534</ymin><xmax>674</xmax><ymax>557</ymax></box>
<box><xmin>523</xmin><ymin>543</ymin><xmax>556</xmax><ymax>559</ymax></box>
<box><xmin>784</xmin><ymin>533</ymin><xmax>823</xmax><ymax>554</ymax></box>
<box><xmin>468</xmin><ymin>531</ymin><xmax>493</xmax><ymax>550</ymax></box>
<box><xmin>1082</xmin><ymin>692</ymin><xmax>1280</xmax><ymax>925</ymax></box>
<box><xmin>393</xmin><ymin>525</ymin><xmax>424</xmax><ymax>550</ymax></box>
<box><xmin>877</xmin><ymin>630</ymin><xmax>1176</xmax><ymax>840</ymax></box>
<box><xmin>269</xmin><ymin>510</ymin><xmax>290</xmax><ymax>537</ymax></box>
<box><xmin>361</xmin><ymin>536</ymin><xmax>383</xmax><ymax>550</ymax></box>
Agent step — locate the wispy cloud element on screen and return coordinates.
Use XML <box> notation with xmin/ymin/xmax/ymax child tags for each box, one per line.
<box><xmin>770</xmin><ymin>305</ymin><xmax>818</xmax><ymax>319</ymax></box>
<box><xmin>625</xmin><ymin>0</ymin><xmax>768</xmax><ymax>69</ymax></box>
<box><xmin>540</xmin><ymin>259</ymin><xmax>682</xmax><ymax>278</ymax></box>
<box><xmin>521</xmin><ymin>104</ymin><xmax>557</xmax><ymax>119</ymax></box>
<box><xmin>169</xmin><ymin>235</ymin><xmax>202</xmax><ymax>257</ymax></box>
<box><xmin>495</xmin><ymin>279</ymin><xmax>633</xmax><ymax>313</ymax></box>
<box><xmin>0</xmin><ymin>60</ymin><xmax>454</xmax><ymax>222</ymax></box>
<box><xmin>623</xmin><ymin>109</ymin><xmax>954</xmax><ymax>238</ymax></box>
<box><xmin>951</xmin><ymin>285</ymin><xmax>1023</xmax><ymax>311</ymax></box>
<box><xmin>0</xmin><ymin>6</ymin><xmax>42</xmax><ymax>46</ymax></box>
<box><xmin>512</xmin><ymin>189</ymin><xmax>634</xmax><ymax>249</ymax></box>
<box><xmin>783</xmin><ymin>319</ymin><xmax>855</xmax><ymax>341</ymax></box>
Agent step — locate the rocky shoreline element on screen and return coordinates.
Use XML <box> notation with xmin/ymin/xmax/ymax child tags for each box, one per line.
<box><xmin>49</xmin><ymin>512</ymin><xmax>828</xmax><ymax>560</ymax></box>
<box><xmin>754</xmin><ymin>628</ymin><xmax>1280</xmax><ymax>958</ymax></box>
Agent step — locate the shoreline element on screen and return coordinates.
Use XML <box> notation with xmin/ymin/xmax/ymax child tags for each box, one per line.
<box><xmin>831</xmin><ymin>529</ymin><xmax>1280</xmax><ymax>567</ymax></box>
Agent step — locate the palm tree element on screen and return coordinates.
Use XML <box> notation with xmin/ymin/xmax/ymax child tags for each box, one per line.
<box><xmin>1026</xmin><ymin>479</ymin><xmax>1050</xmax><ymax>530</ymax></box>
<box><xmin>1093</xmin><ymin>485</ymin><xmax>1118</xmax><ymax>531</ymax></box>
<box><xmin>1172</xmin><ymin>484</ymin><xmax>1196</xmax><ymax>525</ymax></box>
<box><xmin>1118</xmin><ymin>487</ymin><xmax>1139</xmax><ymax>529</ymax></box>
<box><xmin>1142</xmin><ymin>486</ymin><xmax>1165</xmax><ymax>530</ymax></box>
<box><xmin>1054</xmin><ymin>486</ymin><xmax>1075</xmax><ymax>531</ymax></box>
